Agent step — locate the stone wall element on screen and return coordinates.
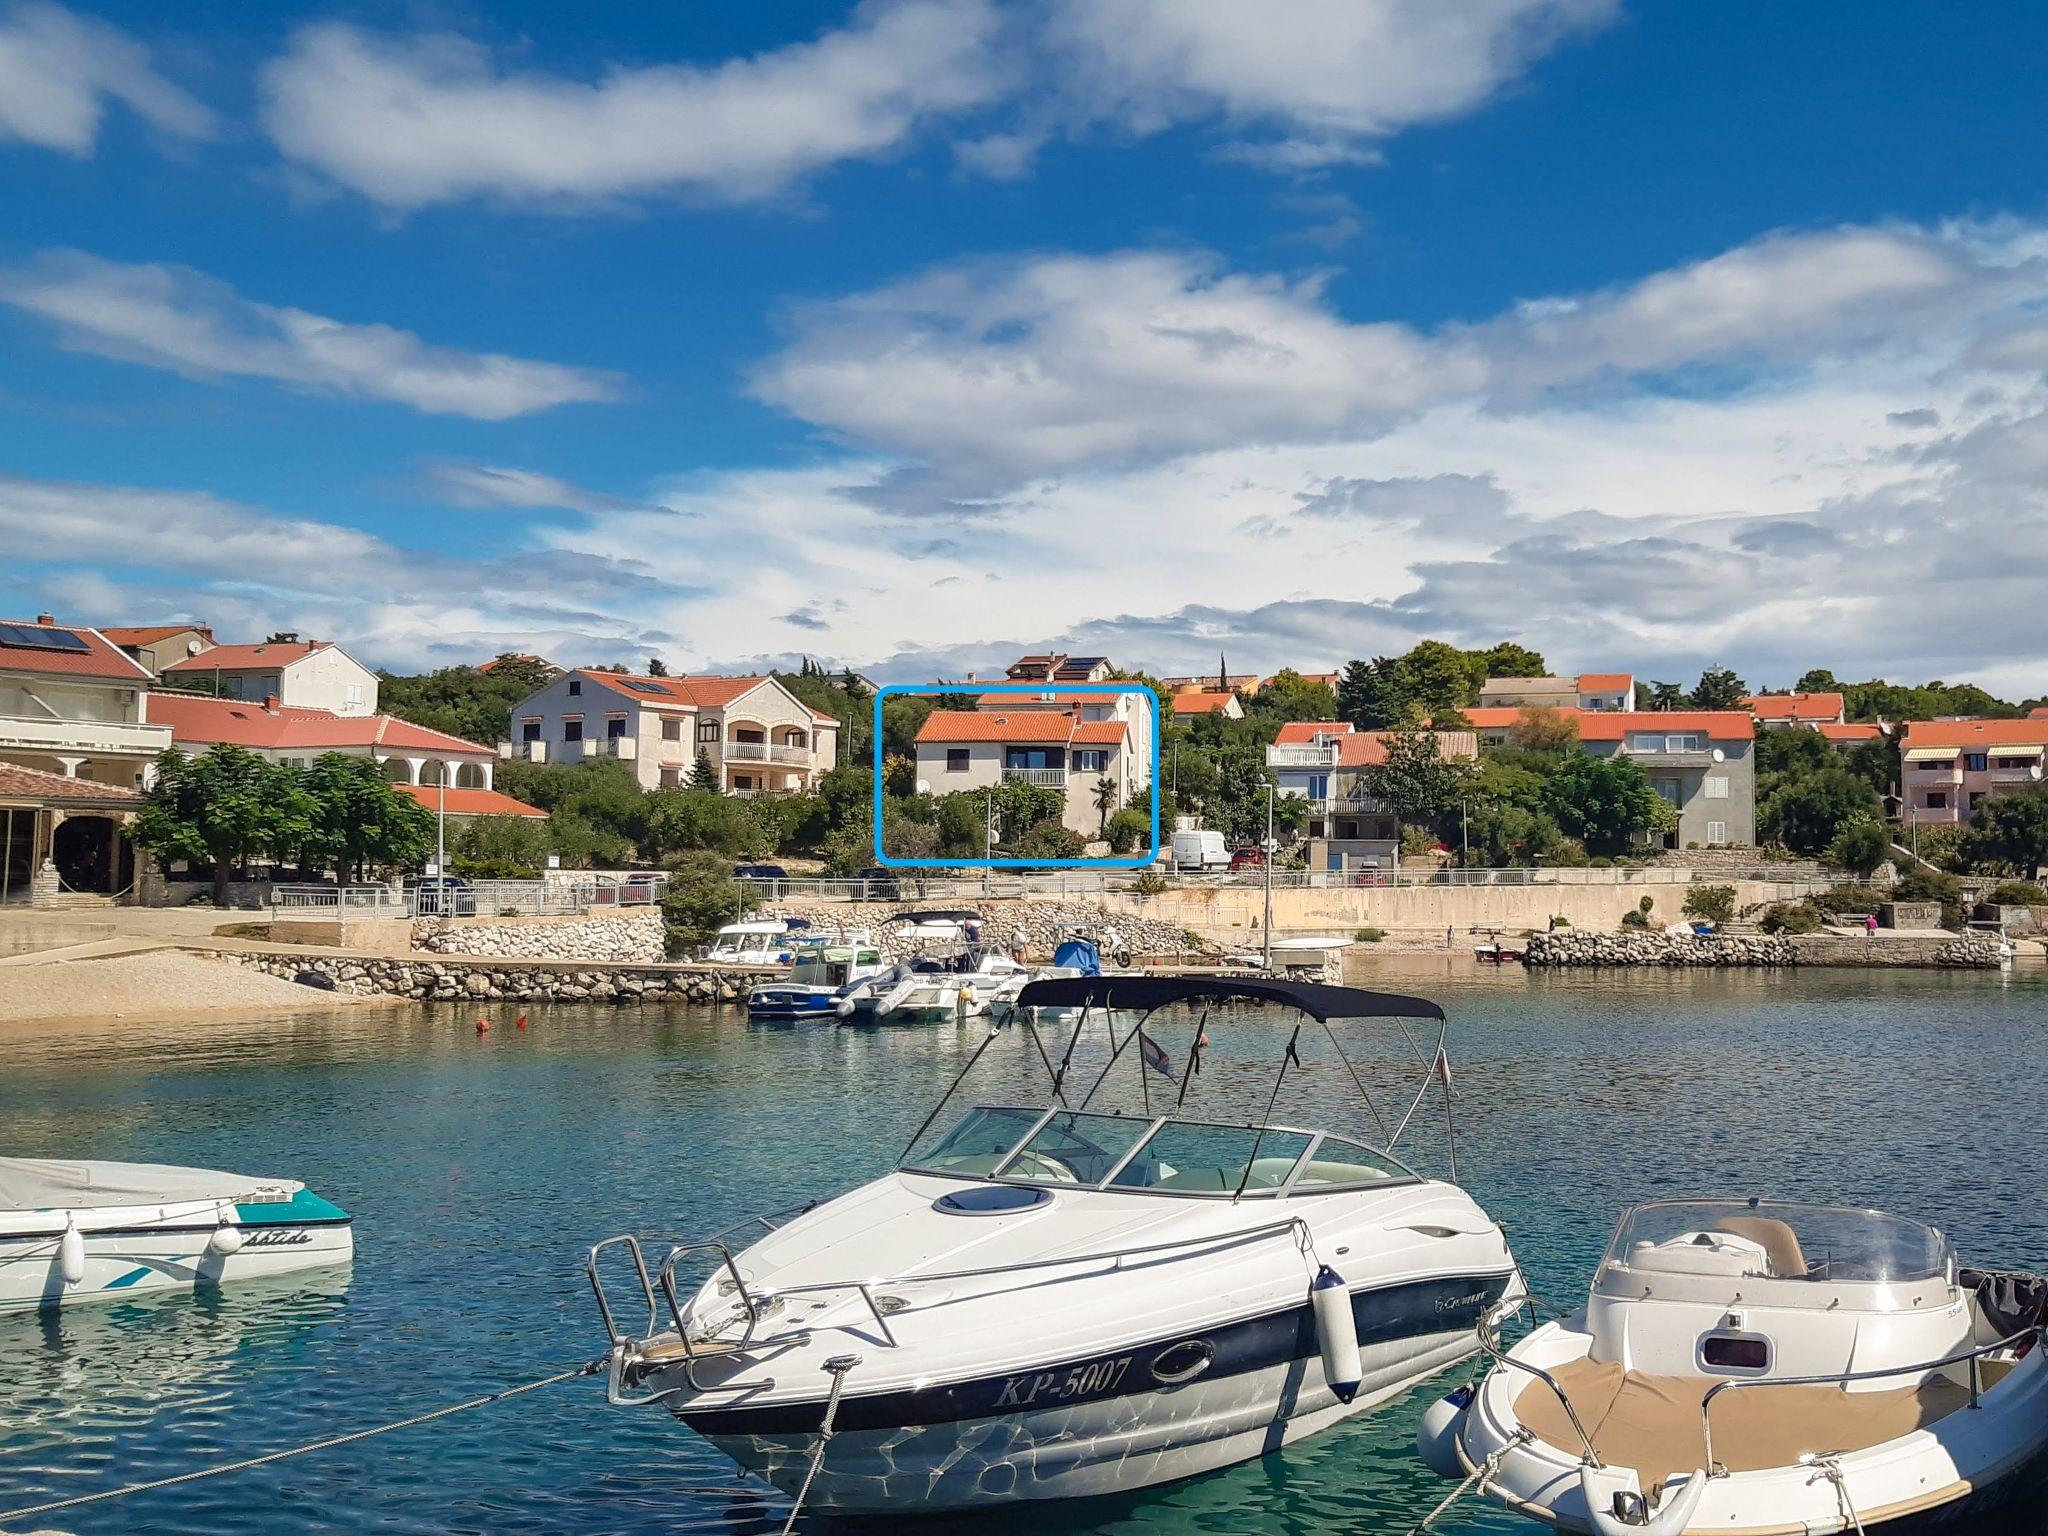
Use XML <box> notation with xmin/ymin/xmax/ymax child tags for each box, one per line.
<box><xmin>1524</xmin><ymin>929</ymin><xmax>2004</xmax><ymax>969</ymax></box>
<box><xmin>224</xmin><ymin>950</ymin><xmax>771</xmax><ymax>1004</ymax></box>
<box><xmin>412</xmin><ymin>909</ymin><xmax>665</xmax><ymax>963</ymax></box>
<box><xmin>758</xmin><ymin>900</ymin><xmax>1206</xmax><ymax>961</ymax></box>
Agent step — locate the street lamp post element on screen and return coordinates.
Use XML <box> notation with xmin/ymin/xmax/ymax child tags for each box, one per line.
<box><xmin>1262</xmin><ymin>783</ymin><xmax>1275</xmax><ymax>971</ymax></box>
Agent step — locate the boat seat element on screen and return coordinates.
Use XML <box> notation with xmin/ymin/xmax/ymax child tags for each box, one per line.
<box><xmin>636</xmin><ymin>1333</ymin><xmax>750</xmax><ymax>1365</ymax></box>
<box><xmin>1712</xmin><ymin>1216</ymin><xmax>1808</xmax><ymax>1277</ymax></box>
<box><xmin>1516</xmin><ymin>1355</ymin><xmax>1971</xmax><ymax>1491</ymax></box>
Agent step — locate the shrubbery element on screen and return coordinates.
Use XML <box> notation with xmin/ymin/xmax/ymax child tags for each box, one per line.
<box><xmin>1681</xmin><ymin>884</ymin><xmax>1736</xmax><ymax>926</ymax></box>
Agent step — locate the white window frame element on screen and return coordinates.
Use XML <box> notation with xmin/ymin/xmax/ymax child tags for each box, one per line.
<box><xmin>1705</xmin><ymin>820</ymin><xmax>1727</xmax><ymax>845</ymax></box>
<box><xmin>1702</xmin><ymin>775</ymin><xmax>1729</xmax><ymax>800</ymax></box>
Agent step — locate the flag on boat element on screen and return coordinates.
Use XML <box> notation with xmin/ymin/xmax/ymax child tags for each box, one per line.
<box><xmin>1433</xmin><ymin>1046</ymin><xmax>1453</xmax><ymax>1087</ymax></box>
<box><xmin>1139</xmin><ymin>1029</ymin><xmax>1173</xmax><ymax>1078</ymax></box>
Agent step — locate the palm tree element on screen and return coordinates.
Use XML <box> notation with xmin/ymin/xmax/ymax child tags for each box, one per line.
<box><xmin>1092</xmin><ymin>774</ymin><xmax>1119</xmax><ymax>833</ymax></box>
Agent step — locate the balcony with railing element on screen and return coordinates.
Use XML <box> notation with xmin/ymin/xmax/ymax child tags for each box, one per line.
<box><xmin>1003</xmin><ymin>766</ymin><xmax>1068</xmax><ymax>788</ymax></box>
<box><xmin>0</xmin><ymin>714</ymin><xmax>170</xmax><ymax>760</ymax></box>
<box><xmin>1988</xmin><ymin>765</ymin><xmax>2041</xmax><ymax>786</ymax></box>
<box><xmin>1907</xmin><ymin>760</ymin><xmax>1962</xmax><ymax>783</ymax></box>
<box><xmin>1267</xmin><ymin>744</ymin><xmax>1340</xmax><ymax>768</ymax></box>
<box><xmin>726</xmin><ymin>740</ymin><xmax>814</xmax><ymax>765</ymax></box>
<box><xmin>579</xmin><ymin>736</ymin><xmax>636</xmax><ymax>760</ymax></box>
<box><xmin>501</xmin><ymin>738</ymin><xmax>547</xmax><ymax>762</ymax></box>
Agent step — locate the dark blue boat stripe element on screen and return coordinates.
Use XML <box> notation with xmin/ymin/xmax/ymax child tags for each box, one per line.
<box><xmin>679</xmin><ymin>1269</ymin><xmax>1510</xmax><ymax>1436</ymax></box>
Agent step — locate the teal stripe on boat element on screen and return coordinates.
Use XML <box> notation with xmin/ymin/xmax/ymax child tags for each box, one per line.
<box><xmin>235</xmin><ymin>1188</ymin><xmax>349</xmax><ymax>1225</ymax></box>
<box><xmin>105</xmin><ymin>1266</ymin><xmax>152</xmax><ymax>1289</ymax></box>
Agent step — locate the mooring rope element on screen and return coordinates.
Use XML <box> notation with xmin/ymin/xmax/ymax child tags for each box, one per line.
<box><xmin>0</xmin><ymin>1357</ymin><xmax>604</xmax><ymax>1526</ymax></box>
<box><xmin>778</xmin><ymin>1354</ymin><xmax>859</xmax><ymax>1536</ymax></box>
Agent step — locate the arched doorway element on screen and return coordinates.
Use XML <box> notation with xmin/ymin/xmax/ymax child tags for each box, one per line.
<box><xmin>51</xmin><ymin>814</ymin><xmax>131</xmax><ymax>895</ymax></box>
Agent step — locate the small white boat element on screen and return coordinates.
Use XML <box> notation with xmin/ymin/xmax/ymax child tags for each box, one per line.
<box><xmin>589</xmin><ymin>975</ymin><xmax>1518</xmax><ymax>1512</ymax></box>
<box><xmin>703</xmin><ymin>921</ymin><xmax>799</xmax><ymax>966</ymax></box>
<box><xmin>0</xmin><ymin>1157</ymin><xmax>354</xmax><ymax>1314</ymax></box>
<box><xmin>748</xmin><ymin>940</ymin><xmax>885</xmax><ymax>1021</ymax></box>
<box><xmin>836</xmin><ymin>911</ymin><xmax>988</xmax><ymax>1024</ymax></box>
<box><xmin>1423</xmin><ymin>1196</ymin><xmax>2048</xmax><ymax>1533</ymax></box>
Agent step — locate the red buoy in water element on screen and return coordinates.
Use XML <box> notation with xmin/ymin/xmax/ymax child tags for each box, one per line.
<box><xmin>515</xmin><ymin>1014</ymin><xmax>528</xmax><ymax>1030</ymax></box>
<box><xmin>475</xmin><ymin>1018</ymin><xmax>490</xmax><ymax>1034</ymax></box>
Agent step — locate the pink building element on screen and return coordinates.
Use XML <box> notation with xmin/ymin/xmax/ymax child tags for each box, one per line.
<box><xmin>1900</xmin><ymin>720</ymin><xmax>2048</xmax><ymax>825</ymax></box>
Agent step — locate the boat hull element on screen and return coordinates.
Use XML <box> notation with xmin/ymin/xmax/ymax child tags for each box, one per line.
<box><xmin>676</xmin><ymin>1270</ymin><xmax>1512</xmax><ymax>1511</ymax></box>
<box><xmin>0</xmin><ymin>1192</ymin><xmax>354</xmax><ymax>1314</ymax></box>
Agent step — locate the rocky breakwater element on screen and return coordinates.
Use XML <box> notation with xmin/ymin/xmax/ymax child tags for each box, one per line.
<box><xmin>223</xmin><ymin>950</ymin><xmax>775</xmax><ymax>1004</ymax></box>
<box><xmin>412</xmin><ymin>910</ymin><xmax>664</xmax><ymax>964</ymax></box>
<box><xmin>1525</xmin><ymin>930</ymin><xmax>1796</xmax><ymax>968</ymax></box>
<box><xmin>1524</xmin><ymin>929</ymin><xmax>2006</xmax><ymax>969</ymax></box>
<box><xmin>761</xmin><ymin>899</ymin><xmax>1207</xmax><ymax>961</ymax></box>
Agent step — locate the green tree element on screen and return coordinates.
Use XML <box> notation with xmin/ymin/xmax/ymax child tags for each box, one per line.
<box><xmin>1361</xmin><ymin>730</ymin><xmax>1470</xmax><ymax>833</ymax></box>
<box><xmin>454</xmin><ymin>813</ymin><xmax>553</xmax><ymax>877</ymax></box>
<box><xmin>132</xmin><ymin>745</ymin><xmax>307</xmax><ymax>903</ymax></box>
<box><xmin>302</xmin><ymin>754</ymin><xmax>435</xmax><ymax>880</ymax></box>
<box><xmin>1105</xmin><ymin>806</ymin><xmax>1151</xmax><ymax>854</ymax></box>
<box><xmin>647</xmin><ymin>657</ymin><xmax>669</xmax><ymax>677</ymax></box>
<box><xmin>688</xmin><ymin>749</ymin><xmax>718</xmax><ymax>790</ymax></box>
<box><xmin>1399</xmin><ymin>640</ymin><xmax>1487</xmax><ymax>720</ymax></box>
<box><xmin>1336</xmin><ymin>657</ymin><xmax>1414</xmax><ymax>730</ymax></box>
<box><xmin>1965</xmin><ymin>790</ymin><xmax>2048</xmax><ymax>876</ymax></box>
<box><xmin>1091</xmin><ymin>774</ymin><xmax>1119</xmax><ymax>832</ymax></box>
<box><xmin>376</xmin><ymin>659</ymin><xmax>559</xmax><ymax>747</ymax></box>
<box><xmin>1795</xmin><ymin>668</ymin><xmax>1841</xmax><ymax>693</ymax></box>
<box><xmin>1690</xmin><ymin>665</ymin><xmax>1748</xmax><ymax>710</ymax></box>
<box><xmin>1245</xmin><ymin>668</ymin><xmax>1339</xmax><ymax>724</ymax></box>
<box><xmin>1479</xmin><ymin>641</ymin><xmax>1547</xmax><ymax>678</ymax></box>
<box><xmin>1682</xmin><ymin>884</ymin><xmax>1737</xmax><ymax>926</ymax></box>
<box><xmin>1759</xmin><ymin>767</ymin><xmax>1881</xmax><ymax>854</ymax></box>
<box><xmin>1643</xmin><ymin>680</ymin><xmax>1686</xmax><ymax>711</ymax></box>
<box><xmin>1826</xmin><ymin>816</ymin><xmax>1890</xmax><ymax>878</ymax></box>
<box><xmin>1541</xmin><ymin>754</ymin><xmax>1662</xmax><ymax>854</ymax></box>
<box><xmin>659</xmin><ymin>852</ymin><xmax>757</xmax><ymax>955</ymax></box>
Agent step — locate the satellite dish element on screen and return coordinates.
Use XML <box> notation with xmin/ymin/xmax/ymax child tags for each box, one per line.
<box><xmin>186</xmin><ymin>638</ymin><xmax>204</xmax><ymax>655</ymax></box>
<box><xmin>1711</xmin><ymin>748</ymin><xmax>1725</xmax><ymax>762</ymax></box>
<box><xmin>916</xmin><ymin>778</ymin><xmax>932</xmax><ymax>796</ymax></box>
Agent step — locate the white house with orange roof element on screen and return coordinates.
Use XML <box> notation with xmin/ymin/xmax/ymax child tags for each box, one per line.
<box><xmin>1899</xmin><ymin>718</ymin><xmax>2048</xmax><ymax>825</ymax></box>
<box><xmin>975</xmin><ymin>685</ymin><xmax>1156</xmax><ymax>788</ymax></box>
<box><xmin>1266</xmin><ymin>721</ymin><xmax>1478</xmax><ymax>871</ymax></box>
<box><xmin>0</xmin><ymin>615</ymin><xmax>169</xmax><ymax>788</ymax></box>
<box><xmin>504</xmin><ymin>670</ymin><xmax>837</xmax><ymax>794</ymax></box>
<box><xmin>147</xmin><ymin>691</ymin><xmax>514</xmax><ymax>794</ymax></box>
<box><xmin>1742</xmin><ymin>691</ymin><xmax>1848</xmax><ymax>729</ymax></box>
<box><xmin>1170</xmin><ymin>690</ymin><xmax>1244</xmax><ymax>720</ymax></box>
<box><xmin>1478</xmin><ymin>671</ymin><xmax>1635</xmax><ymax>712</ymax></box>
<box><xmin>914</xmin><ymin>708</ymin><xmax>1137</xmax><ymax>838</ymax></box>
<box><xmin>161</xmin><ymin>639</ymin><xmax>379</xmax><ymax>716</ymax></box>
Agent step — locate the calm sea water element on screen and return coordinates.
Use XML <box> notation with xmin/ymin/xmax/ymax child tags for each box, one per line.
<box><xmin>2</xmin><ymin>960</ymin><xmax>2045</xmax><ymax>1535</ymax></box>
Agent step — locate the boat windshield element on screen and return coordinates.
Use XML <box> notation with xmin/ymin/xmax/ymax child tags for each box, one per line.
<box><xmin>1602</xmin><ymin>1199</ymin><xmax>1950</xmax><ymax>1285</ymax></box>
<box><xmin>902</xmin><ymin>1106</ymin><xmax>1416</xmax><ymax>1198</ymax></box>
<box><xmin>791</xmin><ymin>949</ymin><xmax>879</xmax><ymax>985</ymax></box>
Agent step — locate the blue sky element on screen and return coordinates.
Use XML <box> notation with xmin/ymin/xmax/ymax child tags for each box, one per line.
<box><xmin>9</xmin><ymin>1</ymin><xmax>2048</xmax><ymax>690</ymax></box>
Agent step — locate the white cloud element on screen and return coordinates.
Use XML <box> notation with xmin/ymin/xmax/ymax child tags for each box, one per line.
<box><xmin>1044</xmin><ymin>0</ymin><xmax>1614</xmax><ymax>162</ymax></box>
<box><xmin>0</xmin><ymin>1</ymin><xmax>214</xmax><ymax>154</ymax></box>
<box><xmin>0</xmin><ymin>251</ymin><xmax>623</xmax><ymax>419</ymax></box>
<box><xmin>422</xmin><ymin>460</ymin><xmax>642</xmax><ymax>515</ymax></box>
<box><xmin>259</xmin><ymin>0</ymin><xmax>1005</xmax><ymax>210</ymax></box>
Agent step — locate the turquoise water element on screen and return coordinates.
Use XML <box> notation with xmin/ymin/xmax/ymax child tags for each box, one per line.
<box><xmin>1</xmin><ymin>961</ymin><xmax>2046</xmax><ymax>1534</ymax></box>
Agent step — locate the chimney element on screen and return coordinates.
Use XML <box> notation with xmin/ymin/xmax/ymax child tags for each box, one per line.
<box><xmin>263</xmin><ymin>694</ymin><xmax>280</xmax><ymax>713</ymax></box>
<box><xmin>35</xmin><ymin>613</ymin><xmax>54</xmax><ymax>626</ymax></box>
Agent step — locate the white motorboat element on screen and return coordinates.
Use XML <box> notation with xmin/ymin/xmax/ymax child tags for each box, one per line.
<box><xmin>0</xmin><ymin>1157</ymin><xmax>354</xmax><ymax>1314</ymax></box>
<box><xmin>836</xmin><ymin>910</ymin><xmax>989</xmax><ymax>1024</ymax></box>
<box><xmin>588</xmin><ymin>975</ymin><xmax>1519</xmax><ymax>1512</ymax></box>
<box><xmin>1423</xmin><ymin>1196</ymin><xmax>2048</xmax><ymax>1534</ymax></box>
<box><xmin>747</xmin><ymin>937</ymin><xmax>884</xmax><ymax>1021</ymax></box>
<box><xmin>704</xmin><ymin>921</ymin><xmax>802</xmax><ymax>966</ymax></box>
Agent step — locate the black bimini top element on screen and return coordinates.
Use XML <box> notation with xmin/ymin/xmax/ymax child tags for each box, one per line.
<box><xmin>1013</xmin><ymin>974</ymin><xmax>1445</xmax><ymax>1023</ymax></box>
<box><xmin>891</xmin><ymin>909</ymin><xmax>983</xmax><ymax>925</ymax></box>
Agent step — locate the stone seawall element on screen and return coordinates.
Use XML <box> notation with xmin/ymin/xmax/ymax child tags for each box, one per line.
<box><xmin>223</xmin><ymin>950</ymin><xmax>774</xmax><ymax>1003</ymax></box>
<box><xmin>1525</xmin><ymin>930</ymin><xmax>2004</xmax><ymax>969</ymax></box>
<box><xmin>412</xmin><ymin>910</ymin><xmax>665</xmax><ymax>963</ymax></box>
<box><xmin>760</xmin><ymin>900</ymin><xmax>1205</xmax><ymax>960</ymax></box>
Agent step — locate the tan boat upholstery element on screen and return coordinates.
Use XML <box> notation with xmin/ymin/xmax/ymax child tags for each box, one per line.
<box><xmin>1712</xmin><ymin>1215</ymin><xmax>1808</xmax><ymax>1277</ymax></box>
<box><xmin>1516</xmin><ymin>1356</ymin><xmax>1971</xmax><ymax>1491</ymax></box>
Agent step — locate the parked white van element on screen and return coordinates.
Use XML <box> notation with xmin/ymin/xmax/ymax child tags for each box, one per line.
<box><xmin>1171</xmin><ymin>828</ymin><xmax>1228</xmax><ymax>871</ymax></box>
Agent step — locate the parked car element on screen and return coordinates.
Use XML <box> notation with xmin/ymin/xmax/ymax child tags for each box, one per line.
<box><xmin>733</xmin><ymin>864</ymin><xmax>789</xmax><ymax>883</ymax></box>
<box><xmin>1170</xmin><ymin>828</ymin><xmax>1229</xmax><ymax>872</ymax></box>
<box><xmin>406</xmin><ymin>874</ymin><xmax>476</xmax><ymax>917</ymax></box>
<box><xmin>853</xmin><ymin>866</ymin><xmax>903</xmax><ymax>899</ymax></box>
<box><xmin>1229</xmin><ymin>846</ymin><xmax>1267</xmax><ymax>871</ymax></box>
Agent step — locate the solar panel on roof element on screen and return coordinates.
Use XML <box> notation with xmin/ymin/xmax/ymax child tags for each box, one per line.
<box><xmin>0</xmin><ymin>623</ymin><xmax>91</xmax><ymax>653</ymax></box>
<box><xmin>621</xmin><ymin>679</ymin><xmax>668</xmax><ymax>693</ymax></box>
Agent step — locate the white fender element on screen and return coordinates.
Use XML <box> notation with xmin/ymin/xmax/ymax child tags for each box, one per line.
<box><xmin>207</xmin><ymin>1220</ymin><xmax>245</xmax><ymax>1256</ymax></box>
<box><xmin>58</xmin><ymin>1219</ymin><xmax>86</xmax><ymax>1285</ymax></box>
<box><xmin>1310</xmin><ymin>1264</ymin><xmax>1360</xmax><ymax>1403</ymax></box>
<box><xmin>1415</xmin><ymin>1384</ymin><xmax>1473</xmax><ymax>1478</ymax></box>
<box><xmin>1581</xmin><ymin>1465</ymin><xmax>1705</xmax><ymax>1535</ymax></box>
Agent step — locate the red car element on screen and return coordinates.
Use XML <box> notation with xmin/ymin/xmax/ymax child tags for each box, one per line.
<box><xmin>1229</xmin><ymin>847</ymin><xmax>1266</xmax><ymax>871</ymax></box>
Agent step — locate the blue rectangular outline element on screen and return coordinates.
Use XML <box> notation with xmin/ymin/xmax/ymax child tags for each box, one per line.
<box><xmin>872</xmin><ymin>682</ymin><xmax>1162</xmax><ymax>868</ymax></box>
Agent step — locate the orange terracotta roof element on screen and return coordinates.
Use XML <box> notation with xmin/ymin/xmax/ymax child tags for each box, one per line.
<box><xmin>1274</xmin><ymin>720</ymin><xmax>1353</xmax><ymax>744</ymax></box>
<box><xmin>1335</xmin><ymin>729</ymin><xmax>1479</xmax><ymax>768</ymax></box>
<box><xmin>576</xmin><ymin>670</ymin><xmax>778</xmax><ymax>709</ymax></box>
<box><xmin>162</xmin><ymin>641</ymin><xmax>331</xmax><ymax>672</ymax></box>
<box><xmin>916</xmin><ymin>709</ymin><xmax>1079</xmax><ymax>744</ymax></box>
<box><xmin>1577</xmin><ymin>711</ymin><xmax>1755</xmax><ymax>742</ymax></box>
<box><xmin>0</xmin><ymin>619</ymin><xmax>153</xmax><ymax>682</ymax></box>
<box><xmin>392</xmin><ymin>785</ymin><xmax>547</xmax><ymax>818</ymax></box>
<box><xmin>975</xmin><ymin>689</ymin><xmax>1124</xmax><ymax>710</ymax></box>
<box><xmin>1171</xmin><ymin>691</ymin><xmax>1237</xmax><ymax>715</ymax></box>
<box><xmin>1575</xmin><ymin>672</ymin><xmax>1634</xmax><ymax>691</ymax></box>
<box><xmin>1455</xmin><ymin>705</ymin><xmax>1585</xmax><ymax>730</ymax></box>
<box><xmin>1901</xmin><ymin>719</ymin><xmax>2048</xmax><ymax>750</ymax></box>
<box><xmin>475</xmin><ymin>653</ymin><xmax>552</xmax><ymax>675</ymax></box>
<box><xmin>148</xmin><ymin>692</ymin><xmax>491</xmax><ymax>756</ymax></box>
<box><xmin>1071</xmin><ymin>720</ymin><xmax>1128</xmax><ymax>745</ymax></box>
<box><xmin>0</xmin><ymin>763</ymin><xmax>142</xmax><ymax>803</ymax></box>
<box><xmin>1818</xmin><ymin>722</ymin><xmax>1885</xmax><ymax>744</ymax></box>
<box><xmin>1743</xmin><ymin>691</ymin><xmax>1845</xmax><ymax>722</ymax></box>
<box><xmin>100</xmin><ymin>624</ymin><xmax>211</xmax><ymax>646</ymax></box>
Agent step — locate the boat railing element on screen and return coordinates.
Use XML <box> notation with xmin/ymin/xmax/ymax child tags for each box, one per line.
<box><xmin>1473</xmin><ymin>1290</ymin><xmax>1606</xmax><ymax>1468</ymax></box>
<box><xmin>1698</xmin><ymin>1323</ymin><xmax>2043</xmax><ymax>1476</ymax></box>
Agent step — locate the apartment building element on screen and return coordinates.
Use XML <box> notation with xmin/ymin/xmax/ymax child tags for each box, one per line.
<box><xmin>1004</xmin><ymin>653</ymin><xmax>1113</xmax><ymax>685</ymax></box>
<box><xmin>913</xmin><ymin>708</ymin><xmax>1136</xmax><ymax>839</ymax></box>
<box><xmin>161</xmin><ymin>640</ymin><xmax>379</xmax><ymax>716</ymax></box>
<box><xmin>1171</xmin><ymin>691</ymin><xmax>1243</xmax><ymax>720</ymax></box>
<box><xmin>1899</xmin><ymin>719</ymin><xmax>2048</xmax><ymax>826</ymax></box>
<box><xmin>1578</xmin><ymin>711</ymin><xmax>1756</xmax><ymax>846</ymax></box>
<box><xmin>0</xmin><ymin>616</ymin><xmax>168</xmax><ymax>788</ymax></box>
<box><xmin>1266</xmin><ymin>722</ymin><xmax>1478</xmax><ymax>872</ymax></box>
<box><xmin>1742</xmin><ymin>691</ymin><xmax>1847</xmax><ymax>729</ymax></box>
<box><xmin>974</xmin><ymin>686</ymin><xmax>1155</xmax><ymax>787</ymax></box>
<box><xmin>1477</xmin><ymin>672</ymin><xmax>1635</xmax><ymax>712</ymax></box>
<box><xmin>505</xmin><ymin>670</ymin><xmax>837</xmax><ymax>794</ymax></box>
<box><xmin>148</xmin><ymin>691</ymin><xmax>507</xmax><ymax>791</ymax></box>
